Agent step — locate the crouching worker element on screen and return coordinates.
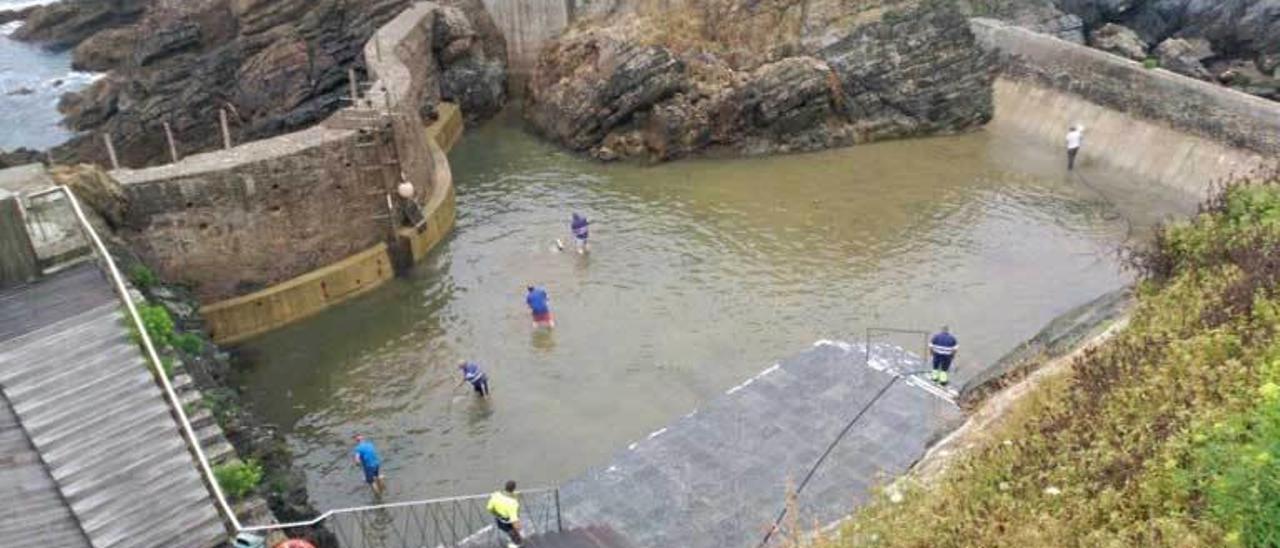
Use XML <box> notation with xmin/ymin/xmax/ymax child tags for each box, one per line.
<box><xmin>458</xmin><ymin>361</ymin><xmax>490</xmax><ymax>397</ymax></box>
<box><xmin>487</xmin><ymin>480</ymin><xmax>523</xmax><ymax>547</ymax></box>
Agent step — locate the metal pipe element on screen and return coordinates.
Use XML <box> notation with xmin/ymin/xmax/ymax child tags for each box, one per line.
<box><xmin>219</xmin><ymin>108</ymin><xmax>232</xmax><ymax>150</ymax></box>
<box><xmin>163</xmin><ymin>122</ymin><xmax>180</xmax><ymax>163</ymax></box>
<box><xmin>102</xmin><ymin>134</ymin><xmax>119</xmax><ymax>170</ymax></box>
<box><xmin>55</xmin><ymin>186</ymin><xmax>242</xmax><ymax>532</ymax></box>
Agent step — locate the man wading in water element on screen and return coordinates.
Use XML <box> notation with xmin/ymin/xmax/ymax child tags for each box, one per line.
<box><xmin>526</xmin><ymin>285</ymin><xmax>554</xmax><ymax>328</ymax></box>
<box><xmin>457</xmin><ymin>360</ymin><xmax>490</xmax><ymax>397</ymax></box>
<box><xmin>352</xmin><ymin>434</ymin><xmax>386</xmax><ymax>496</ymax></box>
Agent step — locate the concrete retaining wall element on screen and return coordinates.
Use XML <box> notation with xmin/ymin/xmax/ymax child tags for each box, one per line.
<box><xmin>974</xmin><ymin>18</ymin><xmax>1277</xmax><ymax>194</ymax></box>
<box><xmin>113</xmin><ymin>2</ymin><xmax>464</xmax><ymax>344</ymax></box>
<box><xmin>480</xmin><ymin>0</ymin><xmax>573</xmax><ymax>78</ymax></box>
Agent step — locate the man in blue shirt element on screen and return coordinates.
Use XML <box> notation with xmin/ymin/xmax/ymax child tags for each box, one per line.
<box><xmin>526</xmin><ymin>285</ymin><xmax>554</xmax><ymax>328</ymax></box>
<box><xmin>571</xmin><ymin>213</ymin><xmax>590</xmax><ymax>254</ymax></box>
<box><xmin>352</xmin><ymin>434</ymin><xmax>385</xmax><ymax>496</ymax></box>
<box><xmin>929</xmin><ymin>326</ymin><xmax>958</xmax><ymax>386</ymax></box>
<box><xmin>457</xmin><ymin>361</ymin><xmax>490</xmax><ymax>397</ymax></box>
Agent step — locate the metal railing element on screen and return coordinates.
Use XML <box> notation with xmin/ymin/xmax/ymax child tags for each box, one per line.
<box><xmin>26</xmin><ymin>186</ymin><xmax>242</xmax><ymax>532</ymax></box>
<box><xmin>238</xmin><ymin>488</ymin><xmax>563</xmax><ymax>548</ymax></box>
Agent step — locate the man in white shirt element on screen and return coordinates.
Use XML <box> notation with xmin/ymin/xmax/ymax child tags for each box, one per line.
<box><xmin>1066</xmin><ymin>125</ymin><xmax>1084</xmax><ymax>170</ymax></box>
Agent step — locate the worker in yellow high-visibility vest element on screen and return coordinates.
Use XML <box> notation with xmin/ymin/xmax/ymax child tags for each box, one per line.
<box><xmin>487</xmin><ymin>480</ymin><xmax>523</xmax><ymax>547</ymax></box>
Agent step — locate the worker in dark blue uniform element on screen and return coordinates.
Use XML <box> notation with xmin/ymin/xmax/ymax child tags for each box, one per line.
<box><xmin>457</xmin><ymin>361</ymin><xmax>490</xmax><ymax>397</ymax></box>
<box><xmin>929</xmin><ymin>326</ymin><xmax>958</xmax><ymax>386</ymax></box>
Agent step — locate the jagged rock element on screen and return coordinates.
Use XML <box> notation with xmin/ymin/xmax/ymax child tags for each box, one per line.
<box><xmin>48</xmin><ymin>0</ymin><xmax>506</xmax><ymax>168</ymax></box>
<box><xmin>1155</xmin><ymin>37</ymin><xmax>1214</xmax><ymax>80</ymax></box>
<box><xmin>12</xmin><ymin>0</ymin><xmax>148</xmax><ymax>49</ymax></box>
<box><xmin>1088</xmin><ymin>23</ymin><xmax>1148</xmax><ymax>61</ymax></box>
<box><xmin>0</xmin><ymin>6</ymin><xmax>36</xmax><ymax>26</ymax></box>
<box><xmin>47</xmin><ymin>164</ymin><xmax>129</xmax><ymax>228</ymax></box>
<box><xmin>528</xmin><ymin>0</ymin><xmax>993</xmax><ymax>162</ymax></box>
<box><xmin>0</xmin><ymin>148</ymin><xmax>44</xmax><ymax>169</ymax></box>
<box><xmin>72</xmin><ymin>27</ymin><xmax>138</xmax><ymax>72</ymax></box>
<box><xmin>440</xmin><ymin>58</ymin><xmax>506</xmax><ymax>123</ymax></box>
<box><xmin>527</xmin><ymin>28</ymin><xmax>686</xmax><ymax>153</ymax></box>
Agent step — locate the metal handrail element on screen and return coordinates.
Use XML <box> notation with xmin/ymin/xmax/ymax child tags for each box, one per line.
<box><xmin>237</xmin><ymin>487</ymin><xmax>560</xmax><ymax>533</ymax></box>
<box><xmin>30</xmin><ymin>186</ymin><xmax>243</xmax><ymax>532</ymax></box>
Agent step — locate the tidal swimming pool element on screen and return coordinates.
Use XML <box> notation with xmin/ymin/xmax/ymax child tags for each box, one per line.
<box><xmin>232</xmin><ymin>111</ymin><xmax>1195</xmax><ymax>510</ymax></box>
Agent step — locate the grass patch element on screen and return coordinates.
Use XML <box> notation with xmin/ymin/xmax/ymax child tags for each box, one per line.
<box><xmin>127</xmin><ymin>263</ymin><xmax>158</xmax><ymax>289</ymax></box>
<box><xmin>820</xmin><ymin>175</ymin><xmax>1280</xmax><ymax>547</ymax></box>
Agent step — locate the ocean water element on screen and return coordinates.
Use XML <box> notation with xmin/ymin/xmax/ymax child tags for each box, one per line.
<box><xmin>0</xmin><ymin>0</ymin><xmax>99</xmax><ymax>152</ymax></box>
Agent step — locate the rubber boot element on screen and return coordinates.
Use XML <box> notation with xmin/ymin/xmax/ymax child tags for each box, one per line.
<box><xmin>938</xmin><ymin>371</ymin><xmax>949</xmax><ymax>386</ymax></box>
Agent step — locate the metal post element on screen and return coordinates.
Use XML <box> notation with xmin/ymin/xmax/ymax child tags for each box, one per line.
<box><xmin>102</xmin><ymin>134</ymin><xmax>120</xmax><ymax>170</ymax></box>
<box><xmin>554</xmin><ymin>489</ymin><xmax>563</xmax><ymax>532</ymax></box>
<box><xmin>348</xmin><ymin>68</ymin><xmax>359</xmax><ymax>105</ymax></box>
<box><xmin>219</xmin><ymin>108</ymin><xmax>232</xmax><ymax>150</ymax></box>
<box><xmin>163</xmin><ymin>121</ymin><xmax>179</xmax><ymax>163</ymax></box>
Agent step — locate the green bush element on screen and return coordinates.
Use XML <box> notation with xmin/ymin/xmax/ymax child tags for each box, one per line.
<box><xmin>173</xmin><ymin>332</ymin><xmax>203</xmax><ymax>355</ymax></box>
<box><xmin>127</xmin><ymin>264</ymin><xmax>158</xmax><ymax>289</ymax></box>
<box><xmin>1143</xmin><ymin>57</ymin><xmax>1160</xmax><ymax>69</ymax></box>
<box><xmin>135</xmin><ymin>304</ymin><xmax>175</xmax><ymax>348</ymax></box>
<box><xmin>159</xmin><ymin>355</ymin><xmax>175</xmax><ymax>378</ymax></box>
<box><xmin>214</xmin><ymin>459</ymin><xmax>263</xmax><ymax>499</ymax></box>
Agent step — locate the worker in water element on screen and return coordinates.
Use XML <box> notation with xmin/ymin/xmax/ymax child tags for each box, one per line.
<box><xmin>1066</xmin><ymin>125</ymin><xmax>1084</xmax><ymax>170</ymax></box>
<box><xmin>929</xmin><ymin>326</ymin><xmax>958</xmax><ymax>386</ymax></box>
<box><xmin>526</xmin><ymin>285</ymin><xmax>554</xmax><ymax>328</ymax></box>
<box><xmin>487</xmin><ymin>480</ymin><xmax>523</xmax><ymax>547</ymax></box>
<box><xmin>352</xmin><ymin>434</ymin><xmax>386</xmax><ymax>496</ymax></box>
<box><xmin>457</xmin><ymin>360</ymin><xmax>490</xmax><ymax>397</ymax></box>
<box><xmin>571</xmin><ymin>212</ymin><xmax>590</xmax><ymax>254</ymax></box>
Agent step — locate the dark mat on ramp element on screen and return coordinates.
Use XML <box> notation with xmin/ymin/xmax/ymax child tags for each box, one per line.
<box><xmin>557</xmin><ymin>341</ymin><xmax>964</xmax><ymax>548</ymax></box>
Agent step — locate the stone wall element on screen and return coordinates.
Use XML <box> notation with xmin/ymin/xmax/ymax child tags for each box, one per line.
<box><xmin>112</xmin><ymin>125</ymin><xmax>389</xmax><ymax>302</ymax></box>
<box><xmin>973</xmin><ymin>18</ymin><xmax>1280</xmax><ymax>157</ymax></box>
<box><xmin>110</xmin><ymin>2</ymin><xmax>465</xmax><ymax>343</ymax></box>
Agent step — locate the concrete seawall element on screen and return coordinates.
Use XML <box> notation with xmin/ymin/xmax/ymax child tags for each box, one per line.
<box><xmin>975</xmin><ymin>18</ymin><xmax>1277</xmax><ymax>195</ymax></box>
<box><xmin>112</xmin><ymin>2</ymin><xmax>467</xmax><ymax>345</ymax></box>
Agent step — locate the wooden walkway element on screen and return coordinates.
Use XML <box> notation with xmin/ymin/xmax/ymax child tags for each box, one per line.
<box><xmin>0</xmin><ymin>264</ymin><xmax>226</xmax><ymax>548</ymax></box>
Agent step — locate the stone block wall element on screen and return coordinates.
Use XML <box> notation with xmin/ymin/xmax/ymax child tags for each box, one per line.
<box><xmin>113</xmin><ymin>125</ymin><xmax>392</xmax><ymax>301</ymax></box>
<box><xmin>972</xmin><ymin>18</ymin><xmax>1280</xmax><ymax>156</ymax></box>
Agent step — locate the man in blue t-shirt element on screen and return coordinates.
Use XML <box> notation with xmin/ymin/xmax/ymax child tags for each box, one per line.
<box><xmin>929</xmin><ymin>326</ymin><xmax>959</xmax><ymax>386</ymax></box>
<box><xmin>457</xmin><ymin>361</ymin><xmax>490</xmax><ymax>397</ymax></box>
<box><xmin>526</xmin><ymin>285</ymin><xmax>554</xmax><ymax>328</ymax></box>
<box><xmin>352</xmin><ymin>434</ymin><xmax>385</xmax><ymax>496</ymax></box>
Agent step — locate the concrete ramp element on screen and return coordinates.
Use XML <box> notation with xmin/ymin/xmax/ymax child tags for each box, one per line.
<box><xmin>557</xmin><ymin>341</ymin><xmax>963</xmax><ymax>548</ymax></box>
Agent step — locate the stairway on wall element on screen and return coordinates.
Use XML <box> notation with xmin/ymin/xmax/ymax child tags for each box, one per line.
<box><xmin>0</xmin><ymin>265</ymin><xmax>225</xmax><ymax>548</ymax></box>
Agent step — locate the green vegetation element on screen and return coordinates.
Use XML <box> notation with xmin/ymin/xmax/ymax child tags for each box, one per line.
<box><xmin>127</xmin><ymin>263</ymin><xmax>158</xmax><ymax>289</ymax></box>
<box><xmin>134</xmin><ymin>304</ymin><xmax>175</xmax><ymax>347</ymax></box>
<box><xmin>214</xmin><ymin>459</ymin><xmax>264</xmax><ymax>499</ymax></box>
<box><xmin>1144</xmin><ymin>57</ymin><xmax>1160</xmax><ymax>69</ymax></box>
<box><xmin>825</xmin><ymin>177</ymin><xmax>1280</xmax><ymax>547</ymax></box>
<box><xmin>173</xmin><ymin>332</ymin><xmax>204</xmax><ymax>355</ymax></box>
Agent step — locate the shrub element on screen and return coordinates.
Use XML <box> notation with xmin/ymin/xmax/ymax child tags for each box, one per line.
<box><xmin>1143</xmin><ymin>57</ymin><xmax>1160</xmax><ymax>69</ymax></box>
<box><xmin>127</xmin><ymin>264</ymin><xmax>158</xmax><ymax>289</ymax></box>
<box><xmin>214</xmin><ymin>459</ymin><xmax>263</xmax><ymax>499</ymax></box>
<box><xmin>173</xmin><ymin>332</ymin><xmax>203</xmax><ymax>355</ymax></box>
<box><xmin>135</xmin><ymin>304</ymin><xmax>175</xmax><ymax>348</ymax></box>
<box><xmin>158</xmin><ymin>355</ymin><xmax>174</xmax><ymax>378</ymax></box>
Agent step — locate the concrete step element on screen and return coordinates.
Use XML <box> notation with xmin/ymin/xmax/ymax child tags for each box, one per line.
<box><xmin>26</xmin><ymin>384</ymin><xmax>171</xmax><ymax>447</ymax></box>
<box><xmin>3</xmin><ymin>344</ymin><xmax>139</xmax><ymax>403</ymax></box>
<box><xmin>12</xmin><ymin>367</ymin><xmax>153</xmax><ymax>426</ymax></box>
<box><xmin>0</xmin><ymin>306</ymin><xmax>120</xmax><ymax>366</ymax></box>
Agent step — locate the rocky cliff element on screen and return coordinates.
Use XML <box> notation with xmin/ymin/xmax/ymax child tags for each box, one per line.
<box><xmin>526</xmin><ymin>0</ymin><xmax>995</xmax><ymax>162</ymax></box>
<box><xmin>12</xmin><ymin>0</ymin><xmax>506</xmax><ymax>168</ymax></box>
<box><xmin>978</xmin><ymin>0</ymin><xmax>1280</xmax><ymax>101</ymax></box>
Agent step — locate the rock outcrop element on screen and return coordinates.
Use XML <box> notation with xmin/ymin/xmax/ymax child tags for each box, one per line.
<box><xmin>1088</xmin><ymin>22</ymin><xmax>1148</xmax><ymax>61</ymax></box>
<box><xmin>1154</xmin><ymin>37</ymin><xmax>1214</xmax><ymax>80</ymax></box>
<box><xmin>18</xmin><ymin>0</ymin><xmax>505</xmax><ymax>168</ymax></box>
<box><xmin>527</xmin><ymin>0</ymin><xmax>995</xmax><ymax>162</ymax></box>
<box><xmin>1051</xmin><ymin>0</ymin><xmax>1280</xmax><ymax>99</ymax></box>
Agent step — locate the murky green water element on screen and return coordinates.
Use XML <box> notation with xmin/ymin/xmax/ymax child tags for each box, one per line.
<box><xmin>232</xmin><ymin>111</ymin><xmax>1196</xmax><ymax>509</ymax></box>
